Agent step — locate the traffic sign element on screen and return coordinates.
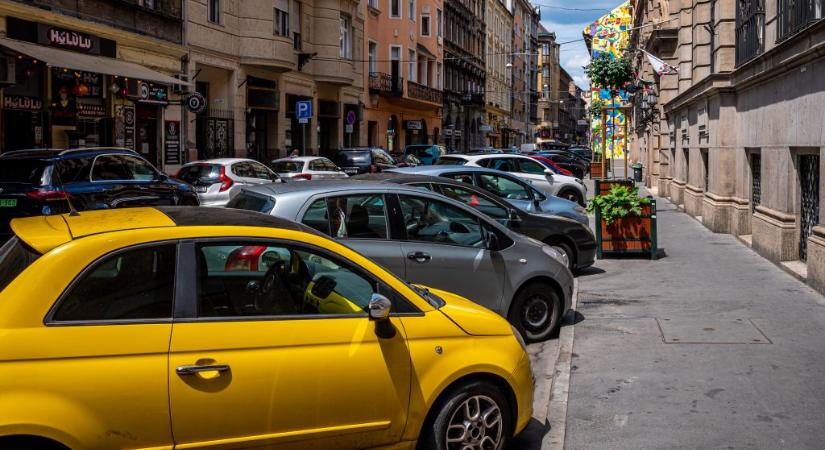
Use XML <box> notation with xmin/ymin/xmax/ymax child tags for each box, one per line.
<box><xmin>346</xmin><ymin>110</ymin><xmax>357</xmax><ymax>125</ymax></box>
<box><xmin>296</xmin><ymin>100</ymin><xmax>312</xmax><ymax>120</ymax></box>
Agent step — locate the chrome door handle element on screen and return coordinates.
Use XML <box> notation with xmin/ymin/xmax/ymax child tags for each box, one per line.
<box><xmin>407</xmin><ymin>251</ymin><xmax>431</xmax><ymax>263</ymax></box>
<box><xmin>176</xmin><ymin>364</ymin><xmax>231</xmax><ymax>375</ymax></box>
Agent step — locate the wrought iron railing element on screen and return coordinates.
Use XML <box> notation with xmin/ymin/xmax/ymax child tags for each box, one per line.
<box><xmin>799</xmin><ymin>154</ymin><xmax>820</xmax><ymax>261</ymax></box>
<box><xmin>751</xmin><ymin>153</ymin><xmax>761</xmax><ymax>213</ymax></box>
<box><xmin>407</xmin><ymin>80</ymin><xmax>443</xmax><ymax>104</ymax></box>
<box><xmin>777</xmin><ymin>0</ymin><xmax>824</xmax><ymax>42</ymax></box>
<box><xmin>735</xmin><ymin>0</ymin><xmax>765</xmax><ymax>66</ymax></box>
<box><xmin>369</xmin><ymin>72</ymin><xmax>402</xmax><ymax>96</ymax></box>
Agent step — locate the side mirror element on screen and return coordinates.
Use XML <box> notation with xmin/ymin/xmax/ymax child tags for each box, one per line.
<box><xmin>485</xmin><ymin>230</ymin><xmax>501</xmax><ymax>251</ymax></box>
<box><xmin>544</xmin><ymin>169</ymin><xmax>554</xmax><ymax>184</ymax></box>
<box><xmin>368</xmin><ymin>293</ymin><xmax>392</xmax><ymax>321</ymax></box>
<box><xmin>508</xmin><ymin>209</ymin><xmax>521</xmax><ymax>222</ymax></box>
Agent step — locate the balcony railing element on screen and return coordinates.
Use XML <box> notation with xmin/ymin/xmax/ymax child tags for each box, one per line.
<box><xmin>407</xmin><ymin>80</ymin><xmax>443</xmax><ymax>104</ymax></box>
<box><xmin>369</xmin><ymin>72</ymin><xmax>402</xmax><ymax>96</ymax></box>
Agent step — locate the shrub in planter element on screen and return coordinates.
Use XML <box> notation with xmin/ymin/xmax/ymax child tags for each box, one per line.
<box><xmin>587</xmin><ymin>185</ymin><xmax>650</xmax><ymax>225</ymax></box>
<box><xmin>588</xmin><ymin>185</ymin><xmax>658</xmax><ymax>259</ymax></box>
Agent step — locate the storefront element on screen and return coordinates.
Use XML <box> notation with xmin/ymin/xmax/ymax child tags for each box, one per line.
<box><xmin>0</xmin><ymin>17</ymin><xmax>184</xmax><ymax>169</ymax></box>
<box><xmin>245</xmin><ymin>76</ymin><xmax>279</xmax><ymax>163</ymax></box>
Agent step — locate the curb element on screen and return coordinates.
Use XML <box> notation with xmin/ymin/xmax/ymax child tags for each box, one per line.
<box><xmin>543</xmin><ymin>278</ymin><xmax>578</xmax><ymax>449</ymax></box>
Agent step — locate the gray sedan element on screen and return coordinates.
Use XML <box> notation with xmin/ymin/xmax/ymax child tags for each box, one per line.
<box><xmin>387</xmin><ymin>165</ymin><xmax>589</xmax><ymax>225</ymax></box>
<box><xmin>228</xmin><ymin>180</ymin><xmax>574</xmax><ymax>341</ymax></box>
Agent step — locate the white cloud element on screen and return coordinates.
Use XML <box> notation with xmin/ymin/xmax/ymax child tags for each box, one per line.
<box><xmin>541</xmin><ymin>20</ymin><xmax>594</xmax><ymax>90</ymax></box>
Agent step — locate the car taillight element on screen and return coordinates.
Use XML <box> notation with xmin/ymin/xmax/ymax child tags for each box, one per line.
<box><xmin>224</xmin><ymin>246</ymin><xmax>267</xmax><ymax>272</ymax></box>
<box><xmin>26</xmin><ymin>189</ymin><xmax>69</xmax><ymax>201</ymax></box>
<box><xmin>219</xmin><ymin>166</ymin><xmax>234</xmax><ymax>192</ymax></box>
<box><xmin>292</xmin><ymin>173</ymin><xmax>312</xmax><ymax>180</ymax></box>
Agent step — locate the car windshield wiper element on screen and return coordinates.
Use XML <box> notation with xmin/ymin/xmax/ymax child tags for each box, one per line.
<box><xmin>407</xmin><ymin>282</ymin><xmax>444</xmax><ymax>309</ymax></box>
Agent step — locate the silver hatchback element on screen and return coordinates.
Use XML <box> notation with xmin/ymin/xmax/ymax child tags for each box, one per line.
<box><xmin>176</xmin><ymin>158</ymin><xmax>281</xmax><ymax>207</ymax></box>
<box><xmin>228</xmin><ymin>180</ymin><xmax>574</xmax><ymax>341</ymax></box>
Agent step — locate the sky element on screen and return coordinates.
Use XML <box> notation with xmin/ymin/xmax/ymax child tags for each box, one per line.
<box><xmin>537</xmin><ymin>0</ymin><xmax>622</xmax><ymax>90</ymax></box>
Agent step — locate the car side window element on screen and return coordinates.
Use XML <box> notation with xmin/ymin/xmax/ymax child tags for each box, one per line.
<box><xmin>478</xmin><ymin>174</ymin><xmax>532</xmax><ymax>201</ymax></box>
<box><xmin>51</xmin><ymin>244</ymin><xmax>175</xmax><ymax>322</ymax></box>
<box><xmin>442</xmin><ymin>173</ymin><xmax>475</xmax><ymax>185</ymax></box>
<box><xmin>518</xmin><ymin>159</ymin><xmax>547</xmax><ymax>175</ymax></box>
<box><xmin>486</xmin><ymin>158</ymin><xmax>517</xmax><ymax>172</ymax></box>
<box><xmin>56</xmin><ymin>157</ymin><xmax>94</xmax><ymax>183</ymax></box>
<box><xmin>231</xmin><ymin>162</ymin><xmax>253</xmax><ymax>178</ymax></box>
<box><xmin>308</xmin><ymin>159</ymin><xmax>325</xmax><ymax>171</ymax></box>
<box><xmin>399</xmin><ymin>195</ymin><xmax>484</xmax><ymax>248</ymax></box>
<box><xmin>91</xmin><ymin>155</ymin><xmax>132</xmax><ymax>181</ymax></box>
<box><xmin>302</xmin><ymin>195</ymin><xmax>389</xmax><ymax>239</ymax></box>
<box><xmin>249</xmin><ymin>162</ymin><xmax>277</xmax><ymax>180</ymax></box>
<box><xmin>196</xmin><ymin>242</ymin><xmax>375</xmax><ymax>318</ymax></box>
<box><xmin>322</xmin><ymin>158</ymin><xmax>339</xmax><ymax>171</ymax></box>
<box><xmin>435</xmin><ymin>184</ymin><xmax>509</xmax><ymax>221</ymax></box>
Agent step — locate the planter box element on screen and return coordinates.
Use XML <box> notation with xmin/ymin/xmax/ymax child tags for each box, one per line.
<box><xmin>594</xmin><ymin>178</ymin><xmax>635</xmax><ymax>195</ymax></box>
<box><xmin>595</xmin><ymin>200</ymin><xmax>658</xmax><ymax>260</ymax></box>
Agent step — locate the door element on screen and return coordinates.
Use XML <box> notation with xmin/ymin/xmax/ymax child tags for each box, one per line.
<box><xmin>515</xmin><ymin>157</ymin><xmax>557</xmax><ymax>194</ymax></box>
<box><xmin>474</xmin><ymin>172</ymin><xmax>540</xmax><ymax>214</ymax></box>
<box><xmin>136</xmin><ymin>105</ymin><xmax>159</xmax><ymax>166</ymax></box>
<box><xmin>169</xmin><ymin>241</ymin><xmax>411</xmax><ymax>449</ymax></box>
<box><xmin>799</xmin><ymin>154</ymin><xmax>820</xmax><ymax>261</ymax></box>
<box><xmin>299</xmin><ymin>194</ymin><xmax>407</xmax><ymax>276</ymax></box>
<box><xmin>90</xmin><ymin>154</ymin><xmax>168</xmax><ymax>207</ymax></box>
<box><xmin>396</xmin><ymin>194</ymin><xmax>507</xmax><ymax>312</ymax></box>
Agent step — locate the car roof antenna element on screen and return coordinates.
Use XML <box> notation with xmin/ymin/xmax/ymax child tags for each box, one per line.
<box><xmin>52</xmin><ymin>163</ymin><xmax>80</xmax><ymax>217</ymax></box>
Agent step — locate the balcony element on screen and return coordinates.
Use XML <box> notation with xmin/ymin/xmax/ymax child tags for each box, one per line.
<box><xmin>369</xmin><ymin>72</ymin><xmax>403</xmax><ymax>96</ymax></box>
<box><xmin>462</xmin><ymin>93</ymin><xmax>485</xmax><ymax>106</ymax></box>
<box><xmin>407</xmin><ymin>80</ymin><xmax>443</xmax><ymax>104</ymax></box>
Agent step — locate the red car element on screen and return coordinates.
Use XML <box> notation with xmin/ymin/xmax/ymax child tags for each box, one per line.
<box><xmin>530</xmin><ymin>155</ymin><xmax>575</xmax><ymax>176</ymax></box>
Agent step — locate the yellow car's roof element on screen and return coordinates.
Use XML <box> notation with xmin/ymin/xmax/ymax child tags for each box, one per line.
<box><xmin>10</xmin><ymin>207</ymin><xmax>310</xmax><ymax>254</ymax></box>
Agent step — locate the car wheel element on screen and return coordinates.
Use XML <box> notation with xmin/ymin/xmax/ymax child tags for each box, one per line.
<box><xmin>418</xmin><ymin>380</ymin><xmax>512</xmax><ymax>450</ymax></box>
<box><xmin>558</xmin><ymin>189</ymin><xmax>584</xmax><ymax>206</ymax></box>
<box><xmin>508</xmin><ymin>282</ymin><xmax>562</xmax><ymax>342</ymax></box>
<box><xmin>547</xmin><ymin>241</ymin><xmax>575</xmax><ymax>272</ymax></box>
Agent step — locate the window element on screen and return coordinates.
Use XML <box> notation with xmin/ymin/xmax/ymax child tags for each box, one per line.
<box><xmin>208</xmin><ymin>0</ymin><xmax>221</xmax><ymax>24</ymax></box>
<box><xmin>56</xmin><ymin>157</ymin><xmax>94</xmax><ymax>183</ymax></box>
<box><xmin>309</xmin><ymin>159</ymin><xmax>327</xmax><ymax>171</ymax></box>
<box><xmin>409</xmin><ymin>0</ymin><xmax>416</xmax><ymax>21</ymax></box>
<box><xmin>436</xmin><ymin>62</ymin><xmax>443</xmax><ymax>89</ymax></box>
<box><xmin>368</xmin><ymin>41</ymin><xmax>378</xmax><ymax>74</ymax></box>
<box><xmin>477</xmin><ymin>174</ymin><xmax>532</xmax><ymax>201</ymax></box>
<box><xmin>302</xmin><ymin>195</ymin><xmax>389</xmax><ymax>239</ymax></box>
<box><xmin>390</xmin><ymin>0</ymin><xmax>401</xmax><ymax>18</ymax></box>
<box><xmin>195</xmin><ymin>243</ymin><xmax>375</xmax><ymax>317</ymax></box>
<box><xmin>228</xmin><ymin>192</ymin><xmax>276</xmax><ymax>214</ymax></box>
<box><xmin>480</xmin><ymin>157</ymin><xmax>517</xmax><ymax>172</ymax></box>
<box><xmin>292</xmin><ymin>0</ymin><xmax>302</xmax><ymax>49</ymax></box>
<box><xmin>92</xmin><ymin>155</ymin><xmax>157</xmax><ymax>181</ymax></box>
<box><xmin>340</xmin><ymin>15</ymin><xmax>352</xmax><ymax>59</ymax></box>
<box><xmin>735</xmin><ymin>0</ymin><xmax>764</xmax><ymax>65</ymax></box>
<box><xmin>274</xmin><ymin>6</ymin><xmax>290</xmax><ymax>37</ymax></box>
<box><xmin>51</xmin><ymin>244</ymin><xmax>175</xmax><ymax>322</ymax></box>
<box><xmin>231</xmin><ymin>162</ymin><xmax>254</xmax><ymax>178</ymax></box>
<box><xmin>777</xmin><ymin>0</ymin><xmax>823</xmax><ymax>42</ymax></box>
<box><xmin>437</xmin><ymin>9</ymin><xmax>443</xmax><ymax>37</ymax></box>
<box><xmin>408</xmin><ymin>49</ymin><xmax>416</xmax><ymax>82</ymax></box>
<box><xmin>0</xmin><ymin>237</ymin><xmax>40</xmax><ymax>294</ymax></box>
<box><xmin>518</xmin><ymin>159</ymin><xmax>548</xmax><ymax>175</ymax></box>
<box><xmin>422</xmin><ymin>15</ymin><xmax>431</xmax><ymax>36</ymax></box>
<box><xmin>250</xmin><ymin>162</ymin><xmax>279</xmax><ymax>181</ymax></box>
<box><xmin>390</xmin><ymin>45</ymin><xmax>402</xmax><ymax>80</ymax></box>
<box><xmin>399</xmin><ymin>195</ymin><xmax>484</xmax><ymax>247</ymax></box>
<box><xmin>436</xmin><ymin>184</ymin><xmax>509</xmax><ymax>221</ymax></box>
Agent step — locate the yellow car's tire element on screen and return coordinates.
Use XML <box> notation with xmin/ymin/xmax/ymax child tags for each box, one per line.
<box><xmin>418</xmin><ymin>380</ymin><xmax>512</xmax><ymax>450</ymax></box>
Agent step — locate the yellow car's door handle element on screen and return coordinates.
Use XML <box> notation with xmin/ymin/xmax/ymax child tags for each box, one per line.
<box><xmin>176</xmin><ymin>364</ymin><xmax>231</xmax><ymax>375</ymax></box>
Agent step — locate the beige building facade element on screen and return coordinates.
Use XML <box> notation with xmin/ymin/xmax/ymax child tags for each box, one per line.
<box><xmin>630</xmin><ymin>0</ymin><xmax>825</xmax><ymax>294</ymax></box>
<box><xmin>536</xmin><ymin>26</ymin><xmax>559</xmax><ymax>144</ymax></box>
<box><xmin>485</xmin><ymin>0</ymin><xmax>513</xmax><ymax>148</ymax></box>
<box><xmin>186</xmin><ymin>0</ymin><xmax>365</xmax><ymax>163</ymax></box>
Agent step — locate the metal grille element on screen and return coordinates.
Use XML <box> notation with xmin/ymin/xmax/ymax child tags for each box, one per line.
<box><xmin>735</xmin><ymin>0</ymin><xmax>765</xmax><ymax>66</ymax></box>
<box><xmin>196</xmin><ymin>108</ymin><xmax>234</xmax><ymax>160</ymax></box>
<box><xmin>777</xmin><ymin>0</ymin><xmax>824</xmax><ymax>42</ymax></box>
<box><xmin>751</xmin><ymin>153</ymin><xmax>761</xmax><ymax>213</ymax></box>
<box><xmin>799</xmin><ymin>154</ymin><xmax>820</xmax><ymax>261</ymax></box>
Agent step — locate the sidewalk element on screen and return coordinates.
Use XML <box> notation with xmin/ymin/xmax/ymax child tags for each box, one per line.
<box><xmin>563</xmin><ymin>194</ymin><xmax>825</xmax><ymax>448</ymax></box>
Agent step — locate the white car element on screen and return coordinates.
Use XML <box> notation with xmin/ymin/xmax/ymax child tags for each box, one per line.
<box><xmin>436</xmin><ymin>154</ymin><xmax>587</xmax><ymax>205</ymax></box>
<box><xmin>271</xmin><ymin>156</ymin><xmax>349</xmax><ymax>181</ymax></box>
<box><xmin>175</xmin><ymin>158</ymin><xmax>281</xmax><ymax>207</ymax></box>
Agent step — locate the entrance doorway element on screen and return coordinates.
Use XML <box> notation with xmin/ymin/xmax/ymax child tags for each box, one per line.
<box><xmin>136</xmin><ymin>105</ymin><xmax>159</xmax><ymax>166</ymax></box>
<box><xmin>3</xmin><ymin>110</ymin><xmax>44</xmax><ymax>151</ymax></box>
<box><xmin>799</xmin><ymin>154</ymin><xmax>820</xmax><ymax>261</ymax></box>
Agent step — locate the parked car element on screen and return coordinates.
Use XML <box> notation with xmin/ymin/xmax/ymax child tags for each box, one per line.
<box><xmin>530</xmin><ymin>155</ymin><xmax>575</xmax><ymax>177</ymax></box>
<box><xmin>403</xmin><ymin>144</ymin><xmax>446</xmax><ymax>165</ymax></box>
<box><xmin>0</xmin><ymin>206</ymin><xmax>533</xmax><ymax>449</ymax></box>
<box><xmin>229</xmin><ymin>181</ymin><xmax>574</xmax><ymax>341</ymax></box>
<box><xmin>356</xmin><ymin>173</ymin><xmax>597</xmax><ymax>272</ymax></box>
<box><xmin>387</xmin><ymin>165</ymin><xmax>589</xmax><ymax>224</ymax></box>
<box><xmin>0</xmin><ymin>147</ymin><xmax>198</xmax><ymax>243</ymax></box>
<box><xmin>435</xmin><ymin>154</ymin><xmax>588</xmax><ymax>205</ymax></box>
<box><xmin>566</xmin><ymin>147</ymin><xmax>594</xmax><ymax>161</ymax></box>
<box><xmin>520</xmin><ymin>143</ymin><xmax>537</xmax><ymax>153</ymax></box>
<box><xmin>334</xmin><ymin>147</ymin><xmax>397</xmax><ymax>175</ymax></box>
<box><xmin>534</xmin><ymin>152</ymin><xmax>588</xmax><ymax>179</ymax></box>
<box><xmin>176</xmin><ymin>158</ymin><xmax>280</xmax><ymax>207</ymax></box>
<box><xmin>271</xmin><ymin>156</ymin><xmax>348</xmax><ymax>181</ymax></box>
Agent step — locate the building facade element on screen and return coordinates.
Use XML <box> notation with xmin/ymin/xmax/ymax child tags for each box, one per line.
<box><xmin>443</xmin><ymin>0</ymin><xmax>485</xmax><ymax>151</ymax></box>
<box><xmin>364</xmin><ymin>0</ymin><xmax>443</xmax><ymax>154</ymax></box>
<box><xmin>186</xmin><ymin>0</ymin><xmax>365</xmax><ymax>163</ymax></box>
<box><xmin>0</xmin><ymin>0</ymin><xmax>187</xmax><ymax>172</ymax></box>
<box><xmin>484</xmin><ymin>0</ymin><xmax>513</xmax><ymax>148</ymax></box>
<box><xmin>536</xmin><ymin>26</ymin><xmax>560</xmax><ymax>145</ymax></box>
<box><xmin>629</xmin><ymin>0</ymin><xmax>825</xmax><ymax>294</ymax></box>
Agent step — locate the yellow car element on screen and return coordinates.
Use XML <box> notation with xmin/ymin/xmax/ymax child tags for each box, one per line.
<box><xmin>0</xmin><ymin>206</ymin><xmax>533</xmax><ymax>450</ymax></box>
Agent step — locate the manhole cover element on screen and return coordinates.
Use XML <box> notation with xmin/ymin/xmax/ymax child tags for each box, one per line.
<box><xmin>656</xmin><ymin>318</ymin><xmax>771</xmax><ymax>344</ymax></box>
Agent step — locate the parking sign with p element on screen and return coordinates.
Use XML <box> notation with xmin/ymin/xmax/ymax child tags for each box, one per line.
<box><xmin>296</xmin><ymin>100</ymin><xmax>312</xmax><ymax>123</ymax></box>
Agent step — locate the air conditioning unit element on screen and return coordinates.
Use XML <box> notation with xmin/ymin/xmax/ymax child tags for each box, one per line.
<box><xmin>172</xmin><ymin>74</ymin><xmax>191</xmax><ymax>94</ymax></box>
<box><xmin>0</xmin><ymin>56</ymin><xmax>16</xmax><ymax>88</ymax></box>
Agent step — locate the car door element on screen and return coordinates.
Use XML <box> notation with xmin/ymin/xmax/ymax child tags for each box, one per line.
<box><xmin>395</xmin><ymin>193</ymin><xmax>507</xmax><ymax>313</ymax></box>
<box><xmin>474</xmin><ymin>172</ymin><xmax>541</xmax><ymax>213</ymax></box>
<box><xmin>122</xmin><ymin>154</ymin><xmax>179</xmax><ymax>205</ymax></box>
<box><xmin>299</xmin><ymin>194</ymin><xmax>407</xmax><ymax>277</ymax></box>
<box><xmin>514</xmin><ymin>157</ymin><xmax>557</xmax><ymax>195</ymax></box>
<box><xmin>90</xmin><ymin>154</ymin><xmax>162</xmax><ymax>207</ymax></box>
<box><xmin>168</xmin><ymin>240</ymin><xmax>411</xmax><ymax>450</ymax></box>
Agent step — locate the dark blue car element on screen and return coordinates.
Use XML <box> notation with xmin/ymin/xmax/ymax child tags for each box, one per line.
<box><xmin>0</xmin><ymin>148</ymin><xmax>198</xmax><ymax>242</ymax></box>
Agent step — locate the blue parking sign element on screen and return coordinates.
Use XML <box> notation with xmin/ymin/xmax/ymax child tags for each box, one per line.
<box><xmin>296</xmin><ymin>100</ymin><xmax>312</xmax><ymax>120</ymax></box>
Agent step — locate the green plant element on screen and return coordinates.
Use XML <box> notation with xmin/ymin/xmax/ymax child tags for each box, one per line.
<box><xmin>587</xmin><ymin>185</ymin><xmax>651</xmax><ymax>225</ymax></box>
<box><xmin>584</xmin><ymin>54</ymin><xmax>634</xmax><ymax>91</ymax></box>
<box><xmin>587</xmin><ymin>99</ymin><xmax>604</xmax><ymax>119</ymax></box>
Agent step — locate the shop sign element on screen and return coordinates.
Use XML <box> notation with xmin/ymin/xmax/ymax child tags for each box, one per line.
<box><xmin>480</xmin><ymin>124</ymin><xmax>492</xmax><ymax>132</ymax></box>
<box><xmin>405</xmin><ymin>120</ymin><xmax>423</xmax><ymax>130</ymax></box>
<box><xmin>133</xmin><ymin>81</ymin><xmax>169</xmax><ymax>105</ymax></box>
<box><xmin>76</xmin><ymin>72</ymin><xmax>103</xmax><ymax>98</ymax></box>
<box><xmin>164</xmin><ymin>120</ymin><xmax>181</xmax><ymax>165</ymax></box>
<box><xmin>454</xmin><ymin>130</ymin><xmax>463</xmax><ymax>137</ymax></box>
<box><xmin>185</xmin><ymin>92</ymin><xmax>207</xmax><ymax>114</ymax></box>
<box><xmin>115</xmin><ymin>105</ymin><xmax>136</xmax><ymax>150</ymax></box>
<box><xmin>38</xmin><ymin>24</ymin><xmax>100</xmax><ymax>54</ymax></box>
<box><xmin>444</xmin><ymin>129</ymin><xmax>453</xmax><ymax>136</ymax></box>
<box><xmin>3</xmin><ymin>95</ymin><xmax>43</xmax><ymax>111</ymax></box>
<box><xmin>77</xmin><ymin>102</ymin><xmax>106</xmax><ymax>119</ymax></box>
<box><xmin>345</xmin><ymin>124</ymin><xmax>354</xmax><ymax>133</ymax></box>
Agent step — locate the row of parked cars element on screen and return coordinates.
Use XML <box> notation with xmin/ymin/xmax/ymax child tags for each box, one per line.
<box><xmin>0</xmin><ymin>145</ymin><xmax>597</xmax><ymax>449</ymax></box>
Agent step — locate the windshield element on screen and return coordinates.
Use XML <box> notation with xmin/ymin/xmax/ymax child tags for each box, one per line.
<box><xmin>336</xmin><ymin>151</ymin><xmax>371</xmax><ymax>165</ymax></box>
<box><xmin>226</xmin><ymin>193</ymin><xmax>276</xmax><ymax>214</ymax></box>
<box><xmin>0</xmin><ymin>237</ymin><xmax>40</xmax><ymax>294</ymax></box>
<box><xmin>273</xmin><ymin>161</ymin><xmax>303</xmax><ymax>172</ymax></box>
<box><xmin>435</xmin><ymin>157</ymin><xmax>467</xmax><ymax>166</ymax></box>
<box><xmin>0</xmin><ymin>160</ymin><xmax>48</xmax><ymax>185</ymax></box>
<box><xmin>177</xmin><ymin>164</ymin><xmax>221</xmax><ymax>183</ymax></box>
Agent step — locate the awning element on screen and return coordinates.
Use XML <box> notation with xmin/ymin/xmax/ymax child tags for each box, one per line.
<box><xmin>0</xmin><ymin>37</ymin><xmax>185</xmax><ymax>85</ymax></box>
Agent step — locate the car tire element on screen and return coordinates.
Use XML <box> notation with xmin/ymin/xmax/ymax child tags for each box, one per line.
<box><xmin>547</xmin><ymin>241</ymin><xmax>575</xmax><ymax>272</ymax></box>
<box><xmin>558</xmin><ymin>189</ymin><xmax>584</xmax><ymax>206</ymax></box>
<box><xmin>508</xmin><ymin>282</ymin><xmax>562</xmax><ymax>343</ymax></box>
<box><xmin>418</xmin><ymin>380</ymin><xmax>512</xmax><ymax>450</ymax></box>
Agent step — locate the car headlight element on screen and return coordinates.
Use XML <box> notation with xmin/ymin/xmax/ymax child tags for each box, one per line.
<box><xmin>511</xmin><ymin>325</ymin><xmax>528</xmax><ymax>351</ymax></box>
<box><xmin>542</xmin><ymin>245</ymin><xmax>569</xmax><ymax>267</ymax></box>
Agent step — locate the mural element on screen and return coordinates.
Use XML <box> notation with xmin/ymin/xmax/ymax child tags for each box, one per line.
<box><xmin>584</xmin><ymin>1</ymin><xmax>632</xmax><ymax>158</ymax></box>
